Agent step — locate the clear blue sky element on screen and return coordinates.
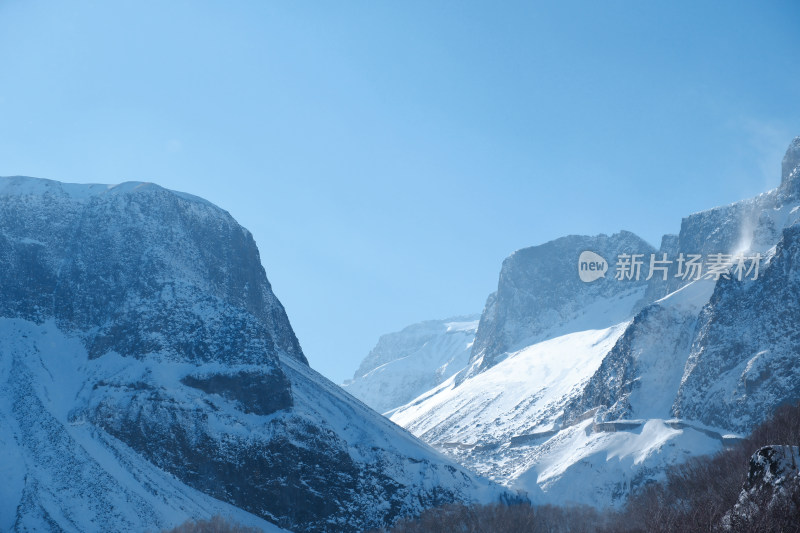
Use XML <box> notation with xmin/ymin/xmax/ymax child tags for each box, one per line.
<box><xmin>1</xmin><ymin>1</ymin><xmax>799</xmax><ymax>383</ymax></box>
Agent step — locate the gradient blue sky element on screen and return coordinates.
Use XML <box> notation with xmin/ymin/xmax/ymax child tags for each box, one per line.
<box><xmin>1</xmin><ymin>1</ymin><xmax>799</xmax><ymax>383</ymax></box>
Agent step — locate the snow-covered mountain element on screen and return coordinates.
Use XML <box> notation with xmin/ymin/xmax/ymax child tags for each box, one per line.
<box><xmin>469</xmin><ymin>231</ymin><xmax>655</xmax><ymax>375</ymax></box>
<box><xmin>0</xmin><ymin>177</ymin><xmax>505</xmax><ymax>533</ymax></box>
<box><xmin>343</xmin><ymin>316</ymin><xmax>479</xmax><ymax>414</ymax></box>
<box><xmin>390</xmin><ymin>137</ymin><xmax>800</xmax><ymax>508</ymax></box>
<box><xmin>571</xmin><ymin>138</ymin><xmax>800</xmax><ymax>434</ymax></box>
<box><xmin>391</xmin><ymin>287</ymin><xmax>727</xmax><ymax>506</ymax></box>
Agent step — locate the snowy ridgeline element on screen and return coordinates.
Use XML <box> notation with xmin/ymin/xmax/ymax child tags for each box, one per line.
<box><xmin>354</xmin><ymin>137</ymin><xmax>800</xmax><ymax>508</ymax></box>
<box><xmin>0</xmin><ymin>176</ymin><xmax>506</xmax><ymax>533</ymax></box>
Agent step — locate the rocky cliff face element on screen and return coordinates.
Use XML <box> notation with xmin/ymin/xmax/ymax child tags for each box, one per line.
<box><xmin>726</xmin><ymin>445</ymin><xmax>800</xmax><ymax>529</ymax></box>
<box><xmin>343</xmin><ymin>316</ymin><xmax>479</xmax><ymax>414</ymax></box>
<box><xmin>0</xmin><ymin>177</ymin><xmax>503</xmax><ymax>533</ymax></box>
<box><xmin>470</xmin><ymin>231</ymin><xmax>654</xmax><ymax>373</ymax></box>
<box><xmin>563</xmin><ymin>278</ymin><xmax>713</xmax><ymax>426</ymax></box>
<box><xmin>781</xmin><ymin>137</ymin><xmax>800</xmax><ymax>194</ymax></box>
<box><xmin>674</xmin><ymin>222</ymin><xmax>800</xmax><ymax>432</ymax></box>
<box><xmin>0</xmin><ymin>177</ymin><xmax>305</xmax><ymax>365</ymax></box>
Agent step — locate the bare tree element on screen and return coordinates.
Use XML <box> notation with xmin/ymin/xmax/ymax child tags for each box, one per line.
<box><xmin>162</xmin><ymin>515</ymin><xmax>264</xmax><ymax>533</ymax></box>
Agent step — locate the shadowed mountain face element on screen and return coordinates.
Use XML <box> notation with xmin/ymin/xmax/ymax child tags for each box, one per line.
<box><xmin>0</xmin><ymin>177</ymin><xmax>502</xmax><ymax>533</ymax></box>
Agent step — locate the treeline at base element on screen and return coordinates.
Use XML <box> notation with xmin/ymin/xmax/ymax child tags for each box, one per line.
<box><xmin>379</xmin><ymin>401</ymin><xmax>800</xmax><ymax>533</ymax></box>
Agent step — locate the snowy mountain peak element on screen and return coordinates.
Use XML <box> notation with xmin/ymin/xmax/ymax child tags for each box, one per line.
<box><xmin>344</xmin><ymin>315</ymin><xmax>479</xmax><ymax>414</ymax></box>
<box><xmin>0</xmin><ymin>175</ymin><xmax>217</xmax><ymax>209</ymax></box>
<box><xmin>781</xmin><ymin>136</ymin><xmax>800</xmax><ymax>189</ymax></box>
<box><xmin>469</xmin><ymin>230</ymin><xmax>654</xmax><ymax>374</ymax></box>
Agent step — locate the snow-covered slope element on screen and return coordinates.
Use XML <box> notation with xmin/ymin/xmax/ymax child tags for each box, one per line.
<box><xmin>0</xmin><ymin>176</ymin><xmax>506</xmax><ymax>532</ymax></box>
<box><xmin>391</xmin><ymin>324</ymin><xmax>628</xmax><ymax>446</ymax></box>
<box><xmin>391</xmin><ymin>137</ymin><xmax>800</xmax><ymax>508</ymax></box>
<box><xmin>0</xmin><ymin>318</ymin><xmax>290</xmax><ymax>533</ymax></box>
<box><xmin>387</xmin><ymin>233</ymin><xmax>714</xmax><ymax>507</ymax></box>
<box><xmin>390</xmin><ymin>312</ymin><xmax>726</xmax><ymax>506</ymax></box>
<box><xmin>343</xmin><ymin>316</ymin><xmax>478</xmax><ymax>414</ymax></box>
